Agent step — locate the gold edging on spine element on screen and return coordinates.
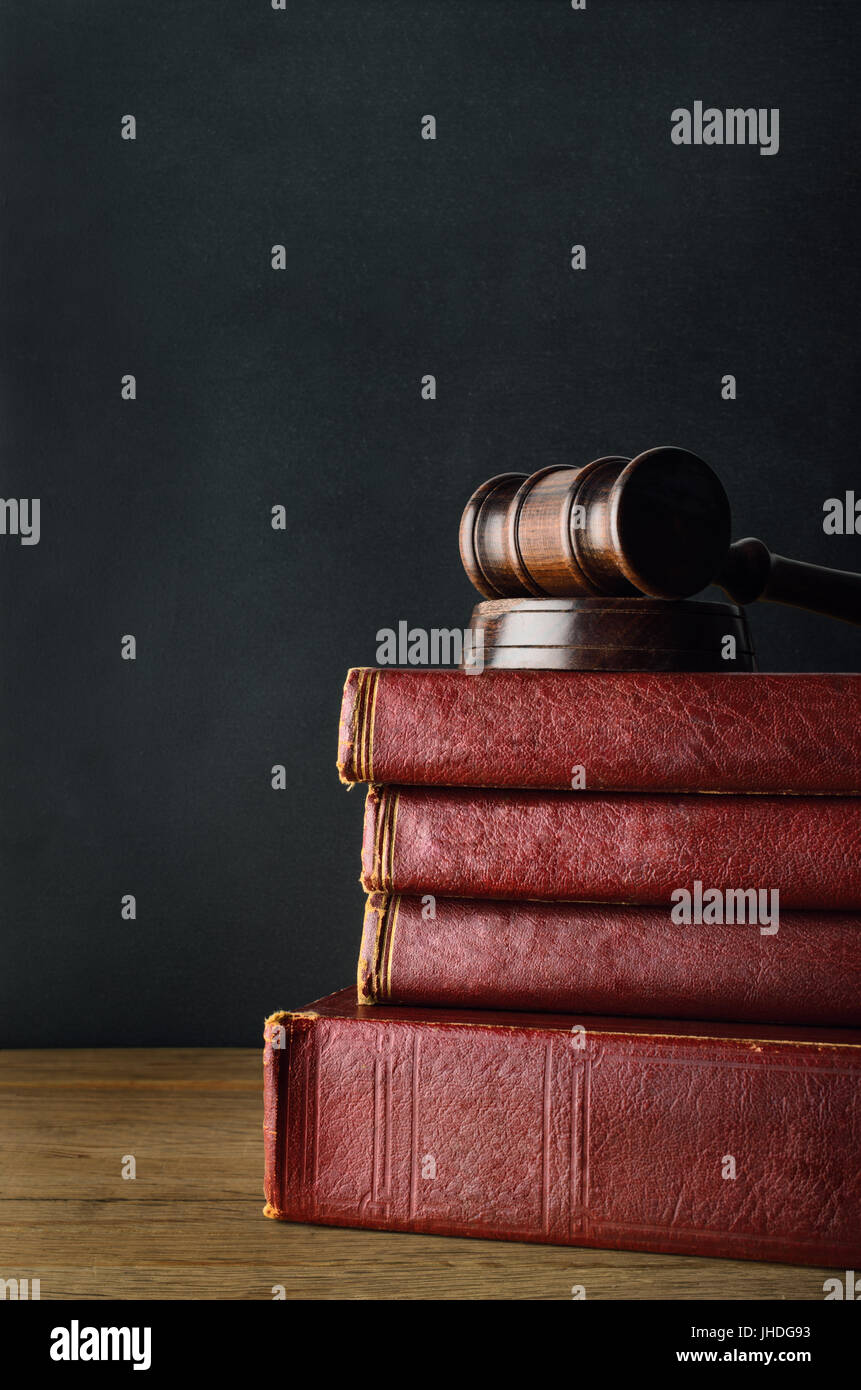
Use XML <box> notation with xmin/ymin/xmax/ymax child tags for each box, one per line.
<box><xmin>355</xmin><ymin>669</ymin><xmax>370</xmax><ymax>780</ymax></box>
<box><xmin>366</xmin><ymin>669</ymin><xmax>380</xmax><ymax>782</ymax></box>
<box><xmin>389</xmin><ymin>793</ymin><xmax>400</xmax><ymax>891</ymax></box>
<box><xmin>384</xmin><ymin>894</ymin><xmax>401</xmax><ymax>1000</ymax></box>
<box><xmin>374</xmin><ymin>896</ymin><xmax>390</xmax><ymax>998</ymax></box>
<box><xmin>382</xmin><ymin>791</ymin><xmax>400</xmax><ymax>892</ymax></box>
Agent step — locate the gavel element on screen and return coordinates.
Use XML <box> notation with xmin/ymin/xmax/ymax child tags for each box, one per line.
<box><xmin>459</xmin><ymin>447</ymin><xmax>861</xmax><ymax>625</ymax></box>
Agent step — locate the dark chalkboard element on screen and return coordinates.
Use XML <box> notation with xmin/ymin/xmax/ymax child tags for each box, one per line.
<box><xmin>1</xmin><ymin>0</ymin><xmax>858</xmax><ymax>1044</ymax></box>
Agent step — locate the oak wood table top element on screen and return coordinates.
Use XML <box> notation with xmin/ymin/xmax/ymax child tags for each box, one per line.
<box><xmin>0</xmin><ymin>1048</ymin><xmax>835</xmax><ymax>1301</ymax></box>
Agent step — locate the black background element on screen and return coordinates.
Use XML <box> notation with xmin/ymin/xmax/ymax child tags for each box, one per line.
<box><xmin>1</xmin><ymin>0</ymin><xmax>858</xmax><ymax>1045</ymax></box>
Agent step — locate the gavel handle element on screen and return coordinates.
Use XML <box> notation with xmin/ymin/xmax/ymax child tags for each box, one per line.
<box><xmin>717</xmin><ymin>537</ymin><xmax>861</xmax><ymax>625</ymax></box>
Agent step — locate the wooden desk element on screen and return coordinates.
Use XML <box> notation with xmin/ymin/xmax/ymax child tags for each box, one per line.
<box><xmin>0</xmin><ymin>1048</ymin><xmax>834</xmax><ymax>1300</ymax></box>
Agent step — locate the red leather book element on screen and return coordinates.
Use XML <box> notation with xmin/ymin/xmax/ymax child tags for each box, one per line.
<box><xmin>361</xmin><ymin>785</ymin><xmax>861</xmax><ymax>909</ymax></box>
<box><xmin>263</xmin><ymin>990</ymin><xmax>861</xmax><ymax>1265</ymax></box>
<box><xmin>359</xmin><ymin>892</ymin><xmax>861</xmax><ymax>1026</ymax></box>
<box><xmin>338</xmin><ymin>668</ymin><xmax>861</xmax><ymax>794</ymax></box>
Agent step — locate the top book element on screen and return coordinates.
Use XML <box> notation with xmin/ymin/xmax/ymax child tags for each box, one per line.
<box><xmin>338</xmin><ymin>668</ymin><xmax>861</xmax><ymax>796</ymax></box>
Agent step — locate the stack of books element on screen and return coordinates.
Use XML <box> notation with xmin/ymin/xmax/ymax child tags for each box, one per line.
<box><xmin>264</xmin><ymin>667</ymin><xmax>861</xmax><ymax>1266</ymax></box>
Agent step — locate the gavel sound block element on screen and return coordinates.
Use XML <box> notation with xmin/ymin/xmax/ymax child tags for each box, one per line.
<box><xmin>468</xmin><ymin>597</ymin><xmax>756</xmax><ymax>672</ymax></box>
<box><xmin>459</xmin><ymin>448</ymin><xmax>861</xmax><ymax>671</ymax></box>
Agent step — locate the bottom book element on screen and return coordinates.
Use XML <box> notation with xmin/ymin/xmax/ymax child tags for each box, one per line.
<box><xmin>262</xmin><ymin>990</ymin><xmax>861</xmax><ymax>1266</ymax></box>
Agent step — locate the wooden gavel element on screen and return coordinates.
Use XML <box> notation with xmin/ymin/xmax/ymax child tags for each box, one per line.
<box><xmin>459</xmin><ymin>447</ymin><xmax>861</xmax><ymax>625</ymax></box>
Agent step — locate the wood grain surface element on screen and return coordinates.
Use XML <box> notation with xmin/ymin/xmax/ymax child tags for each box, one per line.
<box><xmin>0</xmin><ymin>1048</ymin><xmax>838</xmax><ymax>1301</ymax></box>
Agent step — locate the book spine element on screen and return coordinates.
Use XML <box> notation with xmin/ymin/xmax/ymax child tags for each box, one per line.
<box><xmin>263</xmin><ymin>1012</ymin><xmax>295</xmax><ymax>1219</ymax></box>
<box><xmin>358</xmin><ymin>893</ymin><xmax>861</xmax><ymax>1026</ymax></box>
<box><xmin>338</xmin><ymin>667</ymin><xmax>861</xmax><ymax>794</ymax></box>
<box><xmin>263</xmin><ymin>1006</ymin><xmax>861</xmax><ymax>1265</ymax></box>
<box><xmin>361</xmin><ymin>786</ymin><xmax>861</xmax><ymax>909</ymax></box>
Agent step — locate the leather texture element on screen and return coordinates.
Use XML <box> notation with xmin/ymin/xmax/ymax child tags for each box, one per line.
<box><xmin>263</xmin><ymin>991</ymin><xmax>861</xmax><ymax>1265</ymax></box>
<box><xmin>338</xmin><ymin>667</ymin><xmax>861</xmax><ymax>793</ymax></box>
<box><xmin>358</xmin><ymin>892</ymin><xmax>861</xmax><ymax>1025</ymax></box>
<box><xmin>361</xmin><ymin>785</ymin><xmax>861</xmax><ymax>909</ymax></box>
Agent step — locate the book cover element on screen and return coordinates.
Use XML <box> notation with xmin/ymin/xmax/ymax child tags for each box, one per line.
<box><xmin>263</xmin><ymin>991</ymin><xmax>861</xmax><ymax>1266</ymax></box>
<box><xmin>338</xmin><ymin>668</ymin><xmax>861</xmax><ymax>794</ymax></box>
<box><xmin>361</xmin><ymin>785</ymin><xmax>861</xmax><ymax>909</ymax></box>
<box><xmin>358</xmin><ymin>893</ymin><xmax>861</xmax><ymax>1026</ymax></box>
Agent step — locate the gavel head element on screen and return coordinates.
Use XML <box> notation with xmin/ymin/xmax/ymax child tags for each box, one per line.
<box><xmin>459</xmin><ymin>447</ymin><xmax>732</xmax><ymax>600</ymax></box>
